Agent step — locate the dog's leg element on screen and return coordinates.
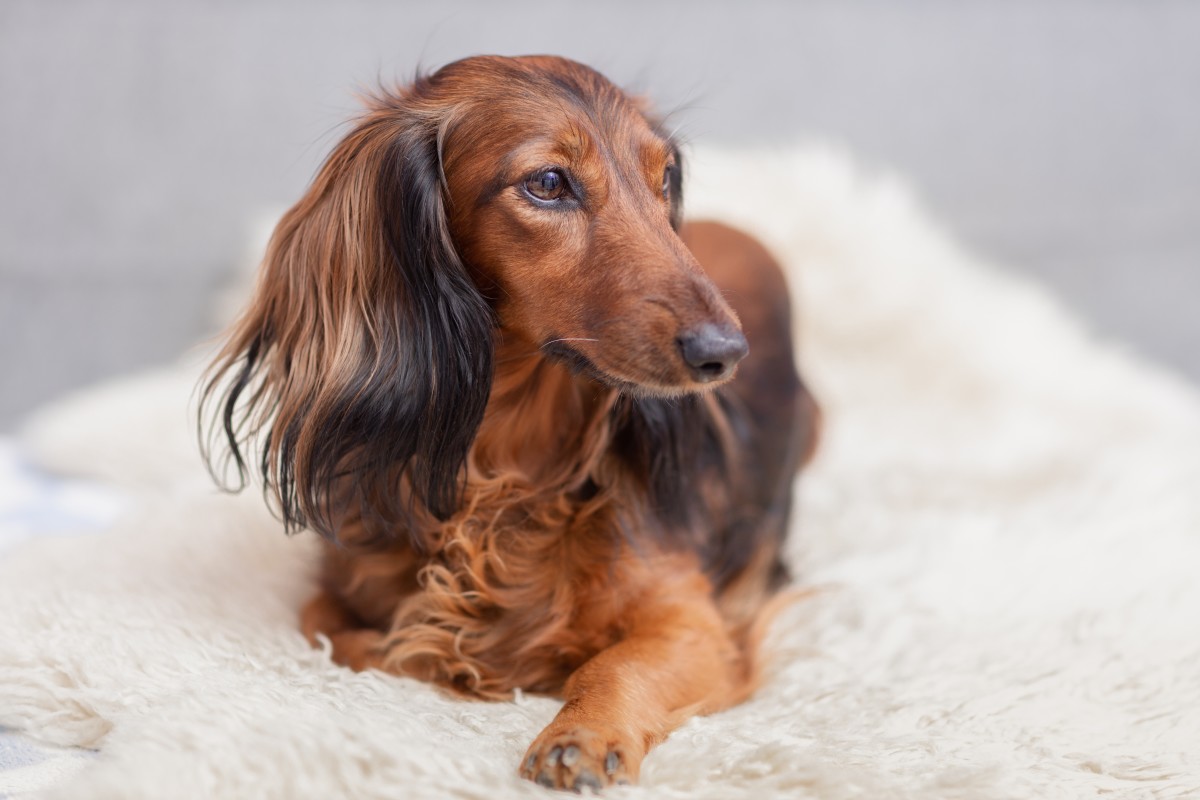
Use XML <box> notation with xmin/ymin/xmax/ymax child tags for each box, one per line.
<box><xmin>519</xmin><ymin>573</ymin><xmax>741</xmax><ymax>790</ymax></box>
<box><xmin>300</xmin><ymin>590</ymin><xmax>386</xmax><ymax>671</ymax></box>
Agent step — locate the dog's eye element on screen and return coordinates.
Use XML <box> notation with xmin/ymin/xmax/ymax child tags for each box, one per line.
<box><xmin>662</xmin><ymin>166</ymin><xmax>673</xmax><ymax>200</ymax></box>
<box><xmin>525</xmin><ymin>170</ymin><xmax>567</xmax><ymax>202</ymax></box>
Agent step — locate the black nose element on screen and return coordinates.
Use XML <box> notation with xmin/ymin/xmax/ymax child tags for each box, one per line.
<box><xmin>676</xmin><ymin>323</ymin><xmax>749</xmax><ymax>383</ymax></box>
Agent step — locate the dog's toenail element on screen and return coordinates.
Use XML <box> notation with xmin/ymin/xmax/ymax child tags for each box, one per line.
<box><xmin>547</xmin><ymin>746</ymin><xmax>563</xmax><ymax>767</ymax></box>
<box><xmin>536</xmin><ymin>771</ymin><xmax>555</xmax><ymax>787</ymax></box>
<box><xmin>561</xmin><ymin>745</ymin><xmax>581</xmax><ymax>767</ymax></box>
<box><xmin>525</xmin><ymin>754</ymin><xmax>538</xmax><ymax>773</ymax></box>
<box><xmin>573</xmin><ymin>770</ymin><xmax>602</xmax><ymax>792</ymax></box>
<box><xmin>604</xmin><ymin>751</ymin><xmax>620</xmax><ymax>775</ymax></box>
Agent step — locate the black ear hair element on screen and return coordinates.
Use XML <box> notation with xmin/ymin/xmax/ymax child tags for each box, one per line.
<box><xmin>373</xmin><ymin>120</ymin><xmax>495</xmax><ymax>524</ymax></box>
<box><xmin>201</xmin><ymin>90</ymin><xmax>494</xmax><ymax>546</ymax></box>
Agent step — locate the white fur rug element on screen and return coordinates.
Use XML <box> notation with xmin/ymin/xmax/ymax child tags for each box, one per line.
<box><xmin>3</xmin><ymin>146</ymin><xmax>1199</xmax><ymax>799</ymax></box>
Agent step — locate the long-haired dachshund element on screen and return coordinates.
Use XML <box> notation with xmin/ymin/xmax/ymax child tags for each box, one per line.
<box><xmin>201</xmin><ymin>55</ymin><xmax>818</xmax><ymax>791</ymax></box>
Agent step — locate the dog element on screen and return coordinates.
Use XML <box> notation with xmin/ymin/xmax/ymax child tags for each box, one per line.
<box><xmin>201</xmin><ymin>54</ymin><xmax>818</xmax><ymax>791</ymax></box>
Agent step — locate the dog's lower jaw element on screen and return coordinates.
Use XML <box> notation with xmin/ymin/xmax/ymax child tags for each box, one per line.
<box><xmin>539</xmin><ymin>338</ymin><xmax>736</xmax><ymax>398</ymax></box>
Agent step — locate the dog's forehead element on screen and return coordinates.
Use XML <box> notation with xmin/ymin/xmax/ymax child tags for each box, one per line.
<box><xmin>437</xmin><ymin>54</ymin><xmax>626</xmax><ymax>106</ymax></box>
<box><xmin>487</xmin><ymin>95</ymin><xmax>662</xmax><ymax>162</ymax></box>
<box><xmin>435</xmin><ymin>55</ymin><xmax>667</xmax><ymax>155</ymax></box>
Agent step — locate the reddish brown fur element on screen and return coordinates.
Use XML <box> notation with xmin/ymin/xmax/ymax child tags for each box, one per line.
<box><xmin>204</xmin><ymin>55</ymin><xmax>818</xmax><ymax>791</ymax></box>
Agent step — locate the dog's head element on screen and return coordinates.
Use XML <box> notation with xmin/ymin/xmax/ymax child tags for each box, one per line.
<box><xmin>201</xmin><ymin>55</ymin><xmax>745</xmax><ymax>538</ymax></box>
<box><xmin>432</xmin><ymin>56</ymin><xmax>745</xmax><ymax>392</ymax></box>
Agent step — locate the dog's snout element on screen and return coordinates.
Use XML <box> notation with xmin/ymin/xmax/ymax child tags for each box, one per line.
<box><xmin>676</xmin><ymin>323</ymin><xmax>748</xmax><ymax>383</ymax></box>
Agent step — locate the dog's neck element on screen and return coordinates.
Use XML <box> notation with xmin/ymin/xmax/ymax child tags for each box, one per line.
<box><xmin>469</xmin><ymin>333</ymin><xmax>618</xmax><ymax>493</ymax></box>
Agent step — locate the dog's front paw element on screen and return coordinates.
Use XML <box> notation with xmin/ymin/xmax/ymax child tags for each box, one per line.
<box><xmin>520</xmin><ymin>724</ymin><xmax>638</xmax><ymax>791</ymax></box>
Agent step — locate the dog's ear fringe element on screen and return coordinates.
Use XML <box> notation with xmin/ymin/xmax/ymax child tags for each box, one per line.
<box><xmin>198</xmin><ymin>87</ymin><xmax>494</xmax><ymax>547</ymax></box>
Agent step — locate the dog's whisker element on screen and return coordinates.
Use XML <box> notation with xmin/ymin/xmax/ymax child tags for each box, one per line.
<box><xmin>541</xmin><ymin>337</ymin><xmax>600</xmax><ymax>349</ymax></box>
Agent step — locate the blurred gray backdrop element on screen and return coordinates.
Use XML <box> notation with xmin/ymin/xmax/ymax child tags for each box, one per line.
<box><xmin>2</xmin><ymin>0</ymin><xmax>1198</xmax><ymax>431</ymax></box>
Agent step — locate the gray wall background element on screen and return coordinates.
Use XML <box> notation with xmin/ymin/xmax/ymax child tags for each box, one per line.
<box><xmin>2</xmin><ymin>0</ymin><xmax>1198</xmax><ymax>431</ymax></box>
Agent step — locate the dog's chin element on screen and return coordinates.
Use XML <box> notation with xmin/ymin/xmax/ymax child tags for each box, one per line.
<box><xmin>540</xmin><ymin>341</ymin><xmax>730</xmax><ymax>398</ymax></box>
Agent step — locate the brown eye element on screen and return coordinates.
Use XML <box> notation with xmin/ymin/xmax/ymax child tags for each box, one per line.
<box><xmin>526</xmin><ymin>170</ymin><xmax>566</xmax><ymax>202</ymax></box>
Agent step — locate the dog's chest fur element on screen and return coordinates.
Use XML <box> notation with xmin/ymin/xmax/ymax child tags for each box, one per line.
<box><xmin>322</xmin><ymin>353</ymin><xmax>703</xmax><ymax>698</ymax></box>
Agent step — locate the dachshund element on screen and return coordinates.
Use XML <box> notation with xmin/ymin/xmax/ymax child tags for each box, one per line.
<box><xmin>201</xmin><ymin>54</ymin><xmax>819</xmax><ymax>791</ymax></box>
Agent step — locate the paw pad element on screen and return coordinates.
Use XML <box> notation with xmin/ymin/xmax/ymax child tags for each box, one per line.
<box><xmin>520</xmin><ymin>725</ymin><xmax>637</xmax><ymax>791</ymax></box>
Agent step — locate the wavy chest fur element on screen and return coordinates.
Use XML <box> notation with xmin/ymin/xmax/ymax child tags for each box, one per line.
<box><xmin>326</xmin><ymin>348</ymin><xmax>732</xmax><ymax>699</ymax></box>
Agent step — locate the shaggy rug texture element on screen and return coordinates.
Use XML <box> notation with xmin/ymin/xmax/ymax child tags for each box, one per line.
<box><xmin>2</xmin><ymin>146</ymin><xmax>1198</xmax><ymax>799</ymax></box>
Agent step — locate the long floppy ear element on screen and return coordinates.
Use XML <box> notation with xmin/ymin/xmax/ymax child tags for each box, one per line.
<box><xmin>200</xmin><ymin>87</ymin><xmax>494</xmax><ymax>545</ymax></box>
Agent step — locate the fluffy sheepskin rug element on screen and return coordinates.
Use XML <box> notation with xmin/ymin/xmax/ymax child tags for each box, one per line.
<box><xmin>3</xmin><ymin>146</ymin><xmax>1199</xmax><ymax>799</ymax></box>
